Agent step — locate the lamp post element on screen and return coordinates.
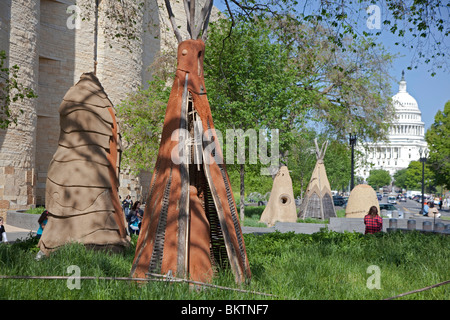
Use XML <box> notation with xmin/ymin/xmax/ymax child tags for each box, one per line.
<box><xmin>419</xmin><ymin>147</ymin><xmax>428</xmax><ymax>214</ymax></box>
<box><xmin>349</xmin><ymin>133</ymin><xmax>357</xmax><ymax>192</ymax></box>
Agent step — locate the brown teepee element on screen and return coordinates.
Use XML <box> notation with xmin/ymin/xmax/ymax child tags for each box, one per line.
<box><xmin>299</xmin><ymin>139</ymin><xmax>336</xmax><ymax>220</ymax></box>
<box><xmin>38</xmin><ymin>72</ymin><xmax>129</xmax><ymax>254</ymax></box>
<box><xmin>130</xmin><ymin>1</ymin><xmax>251</xmax><ymax>284</ymax></box>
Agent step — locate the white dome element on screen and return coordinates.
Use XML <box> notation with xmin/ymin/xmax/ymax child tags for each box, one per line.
<box><xmin>392</xmin><ymin>72</ymin><xmax>419</xmax><ymax>110</ymax></box>
<box><xmin>392</xmin><ymin>91</ymin><xmax>419</xmax><ymax>110</ymax></box>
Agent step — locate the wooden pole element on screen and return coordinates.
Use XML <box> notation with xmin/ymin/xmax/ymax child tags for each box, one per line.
<box><xmin>93</xmin><ymin>0</ymin><xmax>99</xmax><ymax>75</ymax></box>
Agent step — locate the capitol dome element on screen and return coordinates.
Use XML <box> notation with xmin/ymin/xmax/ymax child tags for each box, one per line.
<box><xmin>392</xmin><ymin>71</ymin><xmax>419</xmax><ymax>111</ymax></box>
<box><xmin>389</xmin><ymin>71</ymin><xmax>425</xmax><ymax>140</ymax></box>
<box><xmin>356</xmin><ymin>71</ymin><xmax>428</xmax><ymax>181</ymax></box>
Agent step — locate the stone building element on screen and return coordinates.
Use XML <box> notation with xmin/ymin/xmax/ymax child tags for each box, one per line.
<box><xmin>0</xmin><ymin>0</ymin><xmax>216</xmax><ymax>217</ymax></box>
<box><xmin>357</xmin><ymin>72</ymin><xmax>428</xmax><ymax>180</ymax></box>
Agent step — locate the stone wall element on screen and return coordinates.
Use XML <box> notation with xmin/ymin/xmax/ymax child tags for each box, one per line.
<box><xmin>0</xmin><ymin>0</ymin><xmax>39</xmax><ymax>218</ymax></box>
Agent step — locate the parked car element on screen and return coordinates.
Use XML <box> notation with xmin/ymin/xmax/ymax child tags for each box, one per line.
<box><xmin>388</xmin><ymin>196</ymin><xmax>397</xmax><ymax>204</ymax></box>
<box><xmin>333</xmin><ymin>195</ymin><xmax>346</xmax><ymax>206</ymax></box>
<box><xmin>379</xmin><ymin>203</ymin><xmax>404</xmax><ymax>218</ymax></box>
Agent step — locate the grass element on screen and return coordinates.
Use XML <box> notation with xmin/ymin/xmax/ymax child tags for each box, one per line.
<box><xmin>24</xmin><ymin>206</ymin><xmax>46</xmax><ymax>215</ymax></box>
<box><xmin>0</xmin><ymin>230</ymin><xmax>448</xmax><ymax>300</ymax></box>
<box><xmin>240</xmin><ymin>206</ymin><xmax>346</xmax><ymax>227</ymax></box>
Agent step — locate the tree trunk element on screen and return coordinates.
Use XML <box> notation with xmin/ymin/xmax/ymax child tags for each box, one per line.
<box><xmin>240</xmin><ymin>163</ymin><xmax>245</xmax><ymax>221</ymax></box>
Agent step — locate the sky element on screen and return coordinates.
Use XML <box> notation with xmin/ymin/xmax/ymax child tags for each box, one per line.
<box><xmin>213</xmin><ymin>1</ymin><xmax>449</xmax><ymax>131</ymax></box>
<box><xmin>385</xmin><ymin>42</ymin><xmax>449</xmax><ymax>131</ymax></box>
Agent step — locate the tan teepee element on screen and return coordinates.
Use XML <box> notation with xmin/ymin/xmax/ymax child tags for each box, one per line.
<box><xmin>299</xmin><ymin>140</ymin><xmax>336</xmax><ymax>220</ymax></box>
<box><xmin>39</xmin><ymin>73</ymin><xmax>129</xmax><ymax>255</ymax></box>
<box><xmin>345</xmin><ymin>184</ymin><xmax>380</xmax><ymax>218</ymax></box>
<box><xmin>259</xmin><ymin>166</ymin><xmax>297</xmax><ymax>227</ymax></box>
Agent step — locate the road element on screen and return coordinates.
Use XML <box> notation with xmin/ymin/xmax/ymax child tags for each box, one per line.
<box><xmin>379</xmin><ymin>197</ymin><xmax>450</xmax><ymax>218</ymax></box>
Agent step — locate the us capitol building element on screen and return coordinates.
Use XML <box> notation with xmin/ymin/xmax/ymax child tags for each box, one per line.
<box><xmin>357</xmin><ymin>71</ymin><xmax>428</xmax><ymax>180</ymax></box>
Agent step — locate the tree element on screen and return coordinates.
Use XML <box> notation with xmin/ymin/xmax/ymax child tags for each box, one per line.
<box><xmin>425</xmin><ymin>101</ymin><xmax>450</xmax><ymax>189</ymax></box>
<box><xmin>404</xmin><ymin>161</ymin><xmax>436</xmax><ymax>193</ymax></box>
<box><xmin>223</xmin><ymin>0</ymin><xmax>450</xmax><ymax>75</ymax></box>
<box><xmin>116</xmin><ymin>50</ymin><xmax>175</xmax><ymax>174</ymax></box>
<box><xmin>270</xmin><ymin>18</ymin><xmax>396</xmax><ymax>143</ymax></box>
<box><xmin>393</xmin><ymin>168</ymin><xmax>408</xmax><ymax>190</ymax></box>
<box><xmin>324</xmin><ymin>139</ymin><xmax>352</xmax><ymax>191</ymax></box>
<box><xmin>287</xmin><ymin>129</ymin><xmax>317</xmax><ymax>198</ymax></box>
<box><xmin>288</xmin><ymin>130</ymin><xmax>353</xmax><ymax>197</ymax></box>
<box><xmin>204</xmin><ymin>17</ymin><xmax>307</xmax><ymax>219</ymax></box>
<box><xmin>116</xmin><ymin>79</ymin><xmax>169</xmax><ymax>174</ymax></box>
<box><xmin>367</xmin><ymin>169</ymin><xmax>391</xmax><ymax>189</ymax></box>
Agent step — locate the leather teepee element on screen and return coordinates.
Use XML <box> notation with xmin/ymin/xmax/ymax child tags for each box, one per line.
<box><xmin>39</xmin><ymin>73</ymin><xmax>129</xmax><ymax>254</ymax></box>
<box><xmin>130</xmin><ymin>40</ymin><xmax>251</xmax><ymax>284</ymax></box>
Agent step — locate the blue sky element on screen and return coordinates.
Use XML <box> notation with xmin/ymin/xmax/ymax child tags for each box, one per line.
<box><xmin>213</xmin><ymin>1</ymin><xmax>449</xmax><ymax>131</ymax></box>
<box><xmin>385</xmin><ymin>42</ymin><xmax>449</xmax><ymax>131</ymax></box>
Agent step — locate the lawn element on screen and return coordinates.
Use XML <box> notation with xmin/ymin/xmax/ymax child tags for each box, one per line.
<box><xmin>0</xmin><ymin>229</ymin><xmax>448</xmax><ymax>300</ymax></box>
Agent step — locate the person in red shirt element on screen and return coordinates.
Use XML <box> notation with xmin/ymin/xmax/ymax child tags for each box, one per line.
<box><xmin>364</xmin><ymin>206</ymin><xmax>383</xmax><ymax>234</ymax></box>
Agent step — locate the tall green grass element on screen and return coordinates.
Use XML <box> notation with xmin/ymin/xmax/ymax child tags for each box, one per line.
<box><xmin>0</xmin><ymin>231</ymin><xmax>448</xmax><ymax>300</ymax></box>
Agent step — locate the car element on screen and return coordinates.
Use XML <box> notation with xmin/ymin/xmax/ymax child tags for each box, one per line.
<box><xmin>388</xmin><ymin>196</ymin><xmax>397</xmax><ymax>204</ymax></box>
<box><xmin>333</xmin><ymin>195</ymin><xmax>346</xmax><ymax>206</ymax></box>
<box><xmin>399</xmin><ymin>196</ymin><xmax>406</xmax><ymax>202</ymax></box>
<box><xmin>379</xmin><ymin>203</ymin><xmax>404</xmax><ymax>218</ymax></box>
<box><xmin>376</xmin><ymin>193</ymin><xmax>382</xmax><ymax>201</ymax></box>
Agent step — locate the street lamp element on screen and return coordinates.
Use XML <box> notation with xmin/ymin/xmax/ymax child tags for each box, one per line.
<box><xmin>419</xmin><ymin>147</ymin><xmax>428</xmax><ymax>214</ymax></box>
<box><xmin>349</xmin><ymin>133</ymin><xmax>357</xmax><ymax>191</ymax></box>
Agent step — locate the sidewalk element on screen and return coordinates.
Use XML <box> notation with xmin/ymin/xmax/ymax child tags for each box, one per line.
<box><xmin>1</xmin><ymin>224</ymin><xmax>36</xmax><ymax>243</ymax></box>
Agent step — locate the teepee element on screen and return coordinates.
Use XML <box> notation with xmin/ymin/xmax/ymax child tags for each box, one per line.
<box><xmin>259</xmin><ymin>166</ymin><xmax>297</xmax><ymax>227</ymax></box>
<box><xmin>345</xmin><ymin>184</ymin><xmax>380</xmax><ymax>218</ymax></box>
<box><xmin>299</xmin><ymin>139</ymin><xmax>336</xmax><ymax>220</ymax></box>
<box><xmin>38</xmin><ymin>73</ymin><xmax>129</xmax><ymax>255</ymax></box>
<box><xmin>38</xmin><ymin>2</ymin><xmax>131</xmax><ymax>255</ymax></box>
<box><xmin>130</xmin><ymin>1</ymin><xmax>251</xmax><ymax>284</ymax></box>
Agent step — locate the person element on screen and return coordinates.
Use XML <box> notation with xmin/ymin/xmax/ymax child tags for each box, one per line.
<box><xmin>364</xmin><ymin>206</ymin><xmax>383</xmax><ymax>234</ymax></box>
<box><xmin>0</xmin><ymin>217</ymin><xmax>8</xmax><ymax>243</ymax></box>
<box><xmin>36</xmin><ymin>209</ymin><xmax>49</xmax><ymax>239</ymax></box>
<box><xmin>422</xmin><ymin>201</ymin><xmax>429</xmax><ymax>216</ymax></box>
<box><xmin>428</xmin><ymin>202</ymin><xmax>441</xmax><ymax>219</ymax></box>
<box><xmin>122</xmin><ymin>195</ymin><xmax>133</xmax><ymax>218</ymax></box>
<box><xmin>128</xmin><ymin>201</ymin><xmax>143</xmax><ymax>235</ymax></box>
<box><xmin>439</xmin><ymin>197</ymin><xmax>442</xmax><ymax>210</ymax></box>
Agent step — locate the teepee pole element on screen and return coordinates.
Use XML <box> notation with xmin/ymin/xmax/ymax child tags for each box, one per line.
<box><xmin>93</xmin><ymin>0</ymin><xmax>99</xmax><ymax>75</ymax></box>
